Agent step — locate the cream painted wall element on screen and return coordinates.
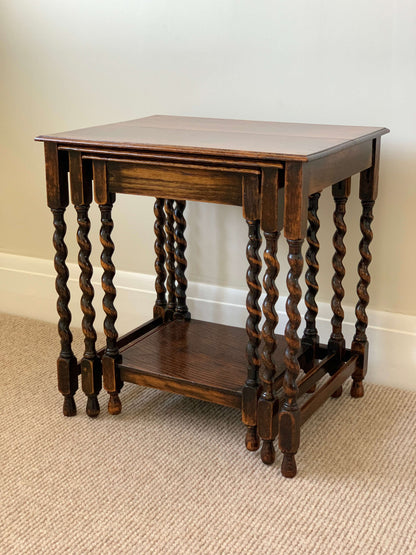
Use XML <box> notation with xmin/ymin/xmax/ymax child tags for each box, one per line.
<box><xmin>1</xmin><ymin>0</ymin><xmax>415</xmax><ymax>315</ymax></box>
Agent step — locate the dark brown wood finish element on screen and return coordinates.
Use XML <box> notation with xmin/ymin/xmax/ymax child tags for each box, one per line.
<box><xmin>107</xmin><ymin>159</ymin><xmax>251</xmax><ymax>205</ymax></box>
<box><xmin>280</xmin><ymin>237</ymin><xmax>304</xmax><ymax>478</ymax></box>
<box><xmin>303</xmin><ymin>192</ymin><xmax>321</xmax><ymax>348</ymax></box>
<box><xmin>37</xmin><ymin>115</ymin><xmax>388</xmax><ymax>479</ymax></box>
<box><xmin>328</xmin><ymin>179</ymin><xmax>351</xmax><ymax>381</ymax></box>
<box><xmin>173</xmin><ymin>201</ymin><xmax>191</xmax><ymax>320</ymax></box>
<box><xmin>69</xmin><ymin>151</ymin><xmax>102</xmax><ymax>417</ymax></box>
<box><xmin>164</xmin><ymin>199</ymin><xmax>177</xmax><ymax>317</ymax></box>
<box><xmin>99</xmin><ymin>198</ymin><xmax>123</xmax><ymax>415</ymax></box>
<box><xmin>36</xmin><ymin>115</ymin><xmax>388</xmax><ymax>162</ymax></box>
<box><xmin>153</xmin><ymin>197</ymin><xmax>167</xmax><ymax>319</ymax></box>
<box><xmin>93</xmin><ymin>159</ymin><xmax>123</xmax><ymax>416</ymax></box>
<box><xmin>278</xmin><ymin>162</ymin><xmax>307</xmax><ymax>478</ymax></box>
<box><xmin>351</xmin><ymin>138</ymin><xmax>380</xmax><ymax>398</ymax></box>
<box><xmin>242</xmin><ymin>219</ymin><xmax>262</xmax><ymax>451</ymax></box>
<box><xmin>120</xmin><ymin>319</ymin><xmax>247</xmax><ymax>407</ymax></box>
<box><xmin>303</xmin><ymin>141</ymin><xmax>373</xmax><ymax>194</ymax></box>
<box><xmin>242</xmin><ymin>173</ymin><xmax>262</xmax><ymax>451</ymax></box>
<box><xmin>119</xmin><ymin>320</ymin><xmax>307</xmax><ymax>408</ymax></box>
<box><xmin>258</xmin><ymin>167</ymin><xmax>281</xmax><ymax>465</ymax></box>
<box><xmin>44</xmin><ymin>143</ymin><xmax>78</xmax><ymax>417</ymax></box>
<box><xmin>301</xmin><ymin>193</ymin><xmax>321</xmax><ymax>393</ymax></box>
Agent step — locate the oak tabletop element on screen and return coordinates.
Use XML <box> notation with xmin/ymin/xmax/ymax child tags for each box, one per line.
<box><xmin>36</xmin><ymin>115</ymin><xmax>389</xmax><ymax>162</ymax></box>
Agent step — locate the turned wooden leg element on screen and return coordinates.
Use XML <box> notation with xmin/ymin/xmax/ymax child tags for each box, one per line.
<box><xmin>242</xmin><ymin>219</ymin><xmax>262</xmax><ymax>451</ymax></box>
<box><xmin>76</xmin><ymin>204</ymin><xmax>101</xmax><ymax>417</ymax></box>
<box><xmin>164</xmin><ymin>199</ymin><xmax>177</xmax><ymax>319</ymax></box>
<box><xmin>351</xmin><ymin>199</ymin><xmax>374</xmax><ymax>398</ymax></box>
<box><xmin>258</xmin><ymin>231</ymin><xmax>280</xmax><ymax>464</ymax></box>
<box><xmin>279</xmin><ymin>238</ymin><xmax>303</xmax><ymax>477</ymax></box>
<box><xmin>45</xmin><ymin>145</ymin><xmax>77</xmax><ymax>416</ymax></box>
<box><xmin>350</xmin><ymin>138</ymin><xmax>380</xmax><ymax>397</ymax></box>
<box><xmin>52</xmin><ymin>207</ymin><xmax>78</xmax><ymax>416</ymax></box>
<box><xmin>70</xmin><ymin>152</ymin><xmax>101</xmax><ymax>416</ymax></box>
<box><xmin>328</xmin><ymin>180</ymin><xmax>351</xmax><ymax>398</ymax></box>
<box><xmin>173</xmin><ymin>200</ymin><xmax>191</xmax><ymax>320</ymax></box>
<box><xmin>153</xmin><ymin>197</ymin><xmax>167</xmax><ymax>319</ymax></box>
<box><xmin>99</xmin><ymin>200</ymin><xmax>122</xmax><ymax>414</ymax></box>
<box><xmin>302</xmin><ymin>192</ymin><xmax>321</xmax><ymax>392</ymax></box>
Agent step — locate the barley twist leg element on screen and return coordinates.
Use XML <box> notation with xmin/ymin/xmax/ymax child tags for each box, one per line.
<box><xmin>173</xmin><ymin>200</ymin><xmax>191</xmax><ymax>320</ymax></box>
<box><xmin>153</xmin><ymin>197</ymin><xmax>167</xmax><ymax>319</ymax></box>
<box><xmin>52</xmin><ymin>207</ymin><xmax>78</xmax><ymax>416</ymax></box>
<box><xmin>164</xmin><ymin>199</ymin><xmax>176</xmax><ymax>318</ymax></box>
<box><xmin>279</xmin><ymin>238</ymin><xmax>303</xmax><ymax>478</ymax></box>
<box><xmin>351</xmin><ymin>200</ymin><xmax>374</xmax><ymax>398</ymax></box>
<box><xmin>243</xmin><ymin>219</ymin><xmax>262</xmax><ymax>451</ymax></box>
<box><xmin>99</xmin><ymin>202</ymin><xmax>122</xmax><ymax>414</ymax></box>
<box><xmin>302</xmin><ymin>193</ymin><xmax>320</xmax><ymax>392</ymax></box>
<box><xmin>76</xmin><ymin>204</ymin><xmax>101</xmax><ymax>417</ymax></box>
<box><xmin>258</xmin><ymin>231</ymin><xmax>280</xmax><ymax>465</ymax></box>
<box><xmin>329</xmin><ymin>181</ymin><xmax>350</xmax><ymax>396</ymax></box>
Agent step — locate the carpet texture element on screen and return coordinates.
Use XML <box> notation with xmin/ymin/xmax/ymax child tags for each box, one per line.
<box><xmin>1</xmin><ymin>312</ymin><xmax>415</xmax><ymax>554</ymax></box>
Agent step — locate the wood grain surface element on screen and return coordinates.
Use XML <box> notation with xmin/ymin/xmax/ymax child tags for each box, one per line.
<box><xmin>36</xmin><ymin>115</ymin><xmax>388</xmax><ymax>162</ymax></box>
<box><xmin>107</xmin><ymin>160</ymin><xmax>247</xmax><ymax>205</ymax></box>
<box><xmin>119</xmin><ymin>319</ymin><xmax>294</xmax><ymax>408</ymax></box>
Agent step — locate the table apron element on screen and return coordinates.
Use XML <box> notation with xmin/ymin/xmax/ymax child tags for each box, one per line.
<box><xmin>106</xmin><ymin>160</ymin><xmax>258</xmax><ymax>205</ymax></box>
<box><xmin>304</xmin><ymin>140</ymin><xmax>373</xmax><ymax>194</ymax></box>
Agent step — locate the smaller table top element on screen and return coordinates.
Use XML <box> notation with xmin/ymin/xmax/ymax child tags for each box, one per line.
<box><xmin>36</xmin><ymin>115</ymin><xmax>389</xmax><ymax>162</ymax></box>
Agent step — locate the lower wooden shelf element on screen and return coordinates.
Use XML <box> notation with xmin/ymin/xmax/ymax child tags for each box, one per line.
<box><xmin>112</xmin><ymin>317</ymin><xmax>358</xmax><ymax>423</ymax></box>
<box><xmin>119</xmin><ymin>319</ymin><xmax>299</xmax><ymax>409</ymax></box>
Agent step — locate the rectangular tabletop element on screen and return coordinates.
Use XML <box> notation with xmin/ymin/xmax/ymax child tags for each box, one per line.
<box><xmin>36</xmin><ymin>115</ymin><xmax>389</xmax><ymax>162</ymax></box>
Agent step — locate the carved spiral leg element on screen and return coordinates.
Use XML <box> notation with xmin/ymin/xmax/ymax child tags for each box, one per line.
<box><xmin>165</xmin><ymin>199</ymin><xmax>176</xmax><ymax>318</ymax></box>
<box><xmin>279</xmin><ymin>239</ymin><xmax>303</xmax><ymax>478</ymax></box>
<box><xmin>329</xmin><ymin>182</ymin><xmax>350</xmax><ymax>397</ymax></box>
<box><xmin>303</xmin><ymin>193</ymin><xmax>320</xmax><ymax>343</ymax></box>
<box><xmin>153</xmin><ymin>198</ymin><xmax>167</xmax><ymax>319</ymax></box>
<box><xmin>52</xmin><ymin>208</ymin><xmax>78</xmax><ymax>416</ymax></box>
<box><xmin>99</xmin><ymin>202</ymin><xmax>122</xmax><ymax>415</ymax></box>
<box><xmin>351</xmin><ymin>200</ymin><xmax>374</xmax><ymax>398</ymax></box>
<box><xmin>242</xmin><ymin>220</ymin><xmax>262</xmax><ymax>451</ymax></box>
<box><xmin>258</xmin><ymin>231</ymin><xmax>280</xmax><ymax>465</ymax></box>
<box><xmin>329</xmin><ymin>191</ymin><xmax>348</xmax><ymax>346</ymax></box>
<box><xmin>76</xmin><ymin>205</ymin><xmax>101</xmax><ymax>417</ymax></box>
<box><xmin>302</xmin><ymin>193</ymin><xmax>320</xmax><ymax>392</ymax></box>
<box><xmin>173</xmin><ymin>200</ymin><xmax>191</xmax><ymax>320</ymax></box>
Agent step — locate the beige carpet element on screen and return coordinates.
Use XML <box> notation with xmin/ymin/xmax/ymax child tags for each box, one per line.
<box><xmin>1</xmin><ymin>312</ymin><xmax>415</xmax><ymax>554</ymax></box>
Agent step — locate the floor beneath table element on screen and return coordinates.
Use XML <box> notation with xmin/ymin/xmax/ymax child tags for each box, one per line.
<box><xmin>2</xmin><ymin>312</ymin><xmax>416</xmax><ymax>554</ymax></box>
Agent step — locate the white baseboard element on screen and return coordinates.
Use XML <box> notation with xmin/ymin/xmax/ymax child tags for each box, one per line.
<box><xmin>1</xmin><ymin>252</ymin><xmax>415</xmax><ymax>391</ymax></box>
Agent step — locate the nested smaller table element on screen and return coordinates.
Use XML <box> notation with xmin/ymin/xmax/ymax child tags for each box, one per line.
<box><xmin>36</xmin><ymin>115</ymin><xmax>389</xmax><ymax>477</ymax></box>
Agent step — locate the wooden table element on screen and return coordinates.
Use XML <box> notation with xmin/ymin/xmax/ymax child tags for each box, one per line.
<box><xmin>36</xmin><ymin>115</ymin><xmax>389</xmax><ymax>477</ymax></box>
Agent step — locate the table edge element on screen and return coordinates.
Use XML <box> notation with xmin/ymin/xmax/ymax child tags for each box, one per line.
<box><xmin>34</xmin><ymin>127</ymin><xmax>389</xmax><ymax>163</ymax></box>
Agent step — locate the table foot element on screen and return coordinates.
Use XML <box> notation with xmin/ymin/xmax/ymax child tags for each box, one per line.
<box><xmin>281</xmin><ymin>453</ymin><xmax>297</xmax><ymax>478</ymax></box>
<box><xmin>351</xmin><ymin>380</ymin><xmax>364</xmax><ymax>398</ymax></box>
<box><xmin>245</xmin><ymin>426</ymin><xmax>260</xmax><ymax>451</ymax></box>
<box><xmin>63</xmin><ymin>395</ymin><xmax>76</xmax><ymax>417</ymax></box>
<box><xmin>261</xmin><ymin>440</ymin><xmax>275</xmax><ymax>465</ymax></box>
<box><xmin>86</xmin><ymin>394</ymin><xmax>100</xmax><ymax>417</ymax></box>
<box><xmin>331</xmin><ymin>386</ymin><xmax>343</xmax><ymax>398</ymax></box>
<box><xmin>108</xmin><ymin>392</ymin><xmax>122</xmax><ymax>415</ymax></box>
